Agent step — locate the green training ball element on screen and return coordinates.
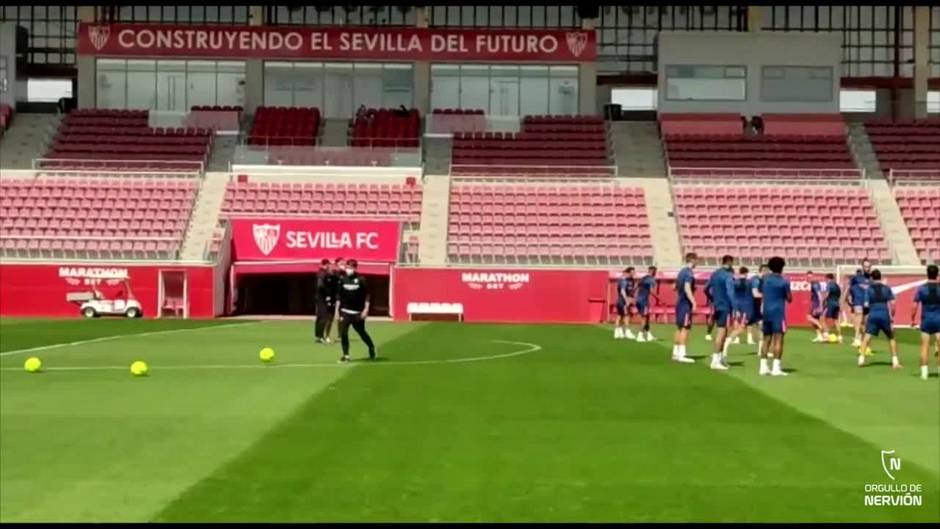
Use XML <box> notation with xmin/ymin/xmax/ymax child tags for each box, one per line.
<box><xmin>130</xmin><ymin>360</ymin><xmax>149</xmax><ymax>377</ymax></box>
<box><xmin>259</xmin><ymin>347</ymin><xmax>275</xmax><ymax>363</ymax></box>
<box><xmin>24</xmin><ymin>357</ymin><xmax>42</xmax><ymax>373</ymax></box>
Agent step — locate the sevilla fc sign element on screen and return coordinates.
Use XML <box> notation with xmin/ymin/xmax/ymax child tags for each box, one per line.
<box><xmin>230</xmin><ymin>218</ymin><xmax>402</xmax><ymax>262</ymax></box>
<box><xmin>78</xmin><ymin>23</ymin><xmax>597</xmax><ymax>62</ymax></box>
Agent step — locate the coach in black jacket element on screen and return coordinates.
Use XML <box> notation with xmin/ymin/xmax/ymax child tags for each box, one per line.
<box><xmin>314</xmin><ymin>259</ymin><xmax>338</xmax><ymax>343</ymax></box>
<box><xmin>337</xmin><ymin>259</ymin><xmax>376</xmax><ymax>363</ymax></box>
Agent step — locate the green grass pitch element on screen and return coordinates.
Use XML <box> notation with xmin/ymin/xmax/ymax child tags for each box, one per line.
<box><xmin>1</xmin><ymin>318</ymin><xmax>937</xmax><ymax>522</ymax></box>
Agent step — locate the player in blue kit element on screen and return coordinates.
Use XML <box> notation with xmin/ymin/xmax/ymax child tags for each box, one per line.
<box><xmin>807</xmin><ymin>271</ymin><xmax>826</xmax><ymax>343</ymax></box>
<box><xmin>759</xmin><ymin>256</ymin><xmax>792</xmax><ymax>377</ymax></box>
<box><xmin>631</xmin><ymin>266</ymin><xmax>659</xmax><ymax>342</ymax></box>
<box><xmin>820</xmin><ymin>273</ymin><xmax>843</xmax><ymax>344</ymax></box>
<box><xmin>911</xmin><ymin>264</ymin><xmax>940</xmax><ymax>380</ymax></box>
<box><xmin>671</xmin><ymin>252</ymin><xmax>697</xmax><ymax>364</ymax></box>
<box><xmin>843</xmin><ymin>260</ymin><xmax>873</xmax><ymax>348</ymax></box>
<box><xmin>725</xmin><ymin>266</ymin><xmax>755</xmax><ymax>357</ymax></box>
<box><xmin>752</xmin><ymin>264</ymin><xmax>768</xmax><ymax>356</ymax></box>
<box><xmin>705</xmin><ymin>255</ymin><xmax>736</xmax><ymax>371</ymax></box>
<box><xmin>614</xmin><ymin>267</ymin><xmax>637</xmax><ymax>340</ymax></box>
<box><xmin>858</xmin><ymin>269</ymin><xmax>901</xmax><ymax>369</ymax></box>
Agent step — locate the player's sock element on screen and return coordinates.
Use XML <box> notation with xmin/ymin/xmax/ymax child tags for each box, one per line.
<box><xmin>891</xmin><ymin>355</ymin><xmax>901</xmax><ymax>368</ymax></box>
<box><xmin>759</xmin><ymin>358</ymin><xmax>770</xmax><ymax>376</ymax></box>
<box><xmin>614</xmin><ymin>327</ymin><xmax>623</xmax><ymax>339</ymax></box>
<box><xmin>705</xmin><ymin>334</ymin><xmax>713</xmax><ymax>341</ymax></box>
<box><xmin>922</xmin><ymin>365</ymin><xmax>930</xmax><ymax>380</ymax></box>
<box><xmin>771</xmin><ymin>358</ymin><xmax>787</xmax><ymax>376</ymax></box>
<box><xmin>747</xmin><ymin>332</ymin><xmax>755</xmax><ymax>345</ymax></box>
<box><xmin>672</xmin><ymin>344</ymin><xmax>678</xmax><ymax>357</ymax></box>
<box><xmin>646</xmin><ymin>331</ymin><xmax>655</xmax><ymax>341</ymax></box>
<box><xmin>857</xmin><ymin>354</ymin><xmax>865</xmax><ymax>367</ymax></box>
<box><xmin>625</xmin><ymin>328</ymin><xmax>636</xmax><ymax>339</ymax></box>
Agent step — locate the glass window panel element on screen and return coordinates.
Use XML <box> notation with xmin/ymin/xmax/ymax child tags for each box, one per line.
<box><xmin>352</xmin><ymin>63</ymin><xmax>383</xmax><ymax>110</ymax></box>
<box><xmin>665</xmin><ymin>64</ymin><xmax>747</xmax><ymax>101</ymax></box>
<box><xmin>611</xmin><ymin>87</ymin><xmax>658</xmax><ymax>110</ymax></box>
<box><xmin>264</xmin><ymin>61</ymin><xmax>294</xmax><ymax>107</ymax></box>
<box><xmin>156</xmin><ymin>61</ymin><xmax>187</xmax><ymax>112</ymax></box>
<box><xmin>519</xmin><ymin>66</ymin><xmax>549</xmax><ymax>116</ymax></box>
<box><xmin>292</xmin><ymin>62</ymin><xmax>323</xmax><ymax>108</ymax></box>
<box><xmin>216</xmin><ymin>69</ymin><xmax>245</xmax><ymax>107</ymax></box>
<box><xmin>96</xmin><ymin>59</ymin><xmax>127</xmax><ymax>109</ymax></box>
<box><xmin>126</xmin><ymin>60</ymin><xmax>156</xmax><ymax>109</ymax></box>
<box><xmin>460</xmin><ymin>65</ymin><xmax>490</xmax><ymax>113</ymax></box>
<box><xmin>490</xmin><ymin>65</ymin><xmax>520</xmax><ymax>116</ymax></box>
<box><xmin>430</xmin><ymin>64</ymin><xmax>460</xmax><ymax>111</ymax></box>
<box><xmin>549</xmin><ymin>65</ymin><xmax>578</xmax><ymax>115</ymax></box>
<box><xmin>928</xmin><ymin>91</ymin><xmax>939</xmax><ymax>114</ymax></box>
<box><xmin>761</xmin><ymin>66</ymin><xmax>833</xmax><ymax>102</ymax></box>
<box><xmin>840</xmin><ymin>90</ymin><xmax>876</xmax><ymax>112</ymax></box>
<box><xmin>382</xmin><ymin>64</ymin><xmax>413</xmax><ymax>109</ymax></box>
<box><xmin>186</xmin><ymin>60</ymin><xmax>217</xmax><ymax>107</ymax></box>
<box><xmin>324</xmin><ymin>63</ymin><xmax>354</xmax><ymax>118</ymax></box>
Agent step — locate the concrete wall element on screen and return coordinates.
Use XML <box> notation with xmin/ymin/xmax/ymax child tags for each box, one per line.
<box><xmin>0</xmin><ymin>22</ymin><xmax>17</xmax><ymax>107</ymax></box>
<box><xmin>657</xmin><ymin>31</ymin><xmax>843</xmax><ymax>116</ymax></box>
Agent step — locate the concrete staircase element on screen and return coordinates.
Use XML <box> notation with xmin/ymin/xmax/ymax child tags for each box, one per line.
<box><xmin>865</xmin><ymin>179</ymin><xmax>921</xmax><ymax>266</ymax></box>
<box><xmin>179</xmin><ymin>172</ymin><xmax>230</xmax><ymax>261</ymax></box>
<box><xmin>422</xmin><ymin>135</ymin><xmax>452</xmax><ymax>176</ymax></box>
<box><xmin>847</xmin><ymin>122</ymin><xmax>883</xmax><ymax>180</ymax></box>
<box><xmin>0</xmin><ymin>113</ymin><xmax>61</xmax><ymax>170</ymax></box>
<box><xmin>629</xmin><ymin>177</ymin><xmax>683</xmax><ymax>267</ymax></box>
<box><xmin>610</xmin><ymin>121</ymin><xmax>667</xmax><ymax>178</ymax></box>
<box><xmin>415</xmin><ymin>174</ymin><xmax>452</xmax><ymax>266</ymax></box>
<box><xmin>319</xmin><ymin>118</ymin><xmax>350</xmax><ymax>147</ymax></box>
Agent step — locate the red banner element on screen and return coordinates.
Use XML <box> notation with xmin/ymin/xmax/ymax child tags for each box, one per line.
<box><xmin>0</xmin><ymin>264</ymin><xmax>218</xmax><ymax>318</ymax></box>
<box><xmin>391</xmin><ymin>268</ymin><xmax>609</xmax><ymax>323</ymax></box>
<box><xmin>78</xmin><ymin>24</ymin><xmax>596</xmax><ymax>62</ymax></box>
<box><xmin>230</xmin><ymin>218</ymin><xmax>402</xmax><ymax>262</ymax></box>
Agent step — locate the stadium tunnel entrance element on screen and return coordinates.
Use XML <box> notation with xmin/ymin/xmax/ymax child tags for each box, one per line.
<box><xmin>230</xmin><ymin>262</ymin><xmax>391</xmax><ymax>317</ymax></box>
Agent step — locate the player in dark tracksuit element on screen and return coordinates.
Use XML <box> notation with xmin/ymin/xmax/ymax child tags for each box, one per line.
<box><xmin>314</xmin><ymin>259</ymin><xmax>338</xmax><ymax>344</ymax></box>
<box><xmin>337</xmin><ymin>259</ymin><xmax>376</xmax><ymax>363</ymax></box>
<box><xmin>911</xmin><ymin>264</ymin><xmax>940</xmax><ymax>380</ymax></box>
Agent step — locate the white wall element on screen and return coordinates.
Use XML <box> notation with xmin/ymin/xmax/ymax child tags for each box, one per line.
<box><xmin>657</xmin><ymin>31</ymin><xmax>843</xmax><ymax>116</ymax></box>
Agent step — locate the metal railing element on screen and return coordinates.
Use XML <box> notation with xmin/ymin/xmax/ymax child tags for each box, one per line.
<box><xmin>887</xmin><ymin>169</ymin><xmax>940</xmax><ymax>185</ymax></box>
<box><xmin>450</xmin><ymin>164</ymin><xmax>618</xmax><ymax>178</ymax></box>
<box><xmin>667</xmin><ymin>166</ymin><xmax>865</xmax><ymax>183</ymax></box>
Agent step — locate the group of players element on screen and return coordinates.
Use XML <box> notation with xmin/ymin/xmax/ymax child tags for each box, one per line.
<box><xmin>614</xmin><ymin>255</ymin><xmax>940</xmax><ymax>380</ymax></box>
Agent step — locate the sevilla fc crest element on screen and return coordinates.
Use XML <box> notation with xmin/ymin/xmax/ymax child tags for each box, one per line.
<box><xmin>252</xmin><ymin>224</ymin><xmax>281</xmax><ymax>256</ymax></box>
<box><xmin>565</xmin><ymin>32</ymin><xmax>588</xmax><ymax>58</ymax></box>
<box><xmin>88</xmin><ymin>25</ymin><xmax>111</xmax><ymax>51</ymax></box>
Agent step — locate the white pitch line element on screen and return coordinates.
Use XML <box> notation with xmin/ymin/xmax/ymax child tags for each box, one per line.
<box><xmin>0</xmin><ymin>340</ymin><xmax>542</xmax><ymax>372</ymax></box>
<box><xmin>0</xmin><ymin>321</ymin><xmax>265</xmax><ymax>357</ymax></box>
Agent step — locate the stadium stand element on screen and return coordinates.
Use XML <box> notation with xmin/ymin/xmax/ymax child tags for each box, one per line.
<box><xmin>894</xmin><ymin>187</ymin><xmax>940</xmax><ymax>264</ymax></box>
<box><xmin>220</xmin><ymin>181</ymin><xmax>423</xmax><ymax>226</ymax></box>
<box><xmin>672</xmin><ymin>184</ymin><xmax>891</xmax><ymax>266</ymax></box>
<box><xmin>247</xmin><ymin>106</ymin><xmax>321</xmax><ymax>146</ymax></box>
<box><xmin>447</xmin><ymin>183</ymin><xmax>652</xmax><ymax>265</ymax></box>
<box><xmin>350</xmin><ymin>107</ymin><xmax>421</xmax><ymax>148</ymax></box>
<box><xmin>451</xmin><ymin>115</ymin><xmax>613</xmax><ymax>177</ymax></box>
<box><xmin>0</xmin><ymin>175</ymin><xmax>198</xmax><ymax>259</ymax></box>
<box><xmin>43</xmin><ymin>109</ymin><xmax>211</xmax><ymax>172</ymax></box>
<box><xmin>663</xmin><ymin>113</ymin><xmax>859</xmax><ymax>179</ymax></box>
<box><xmin>864</xmin><ymin>119</ymin><xmax>940</xmax><ymax>181</ymax></box>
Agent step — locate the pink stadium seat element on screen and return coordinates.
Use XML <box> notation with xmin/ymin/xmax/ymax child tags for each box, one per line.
<box><xmin>446</xmin><ymin>183</ymin><xmax>652</xmax><ymax>265</ymax></box>
<box><xmin>673</xmin><ymin>184</ymin><xmax>891</xmax><ymax>266</ymax></box>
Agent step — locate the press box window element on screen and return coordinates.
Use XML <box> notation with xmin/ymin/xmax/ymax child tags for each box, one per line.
<box><xmin>761</xmin><ymin>66</ymin><xmax>833</xmax><ymax>102</ymax></box>
<box><xmin>665</xmin><ymin>65</ymin><xmax>746</xmax><ymax>101</ymax></box>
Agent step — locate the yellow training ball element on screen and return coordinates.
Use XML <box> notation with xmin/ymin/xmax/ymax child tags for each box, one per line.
<box><xmin>24</xmin><ymin>357</ymin><xmax>42</xmax><ymax>373</ymax></box>
<box><xmin>130</xmin><ymin>360</ymin><xmax>149</xmax><ymax>377</ymax></box>
<box><xmin>259</xmin><ymin>347</ymin><xmax>275</xmax><ymax>363</ymax></box>
<box><xmin>828</xmin><ymin>334</ymin><xmax>839</xmax><ymax>344</ymax></box>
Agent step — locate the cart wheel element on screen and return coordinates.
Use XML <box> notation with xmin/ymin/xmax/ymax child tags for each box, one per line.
<box><xmin>125</xmin><ymin>307</ymin><xmax>140</xmax><ymax>319</ymax></box>
<box><xmin>82</xmin><ymin>307</ymin><xmax>97</xmax><ymax>318</ymax></box>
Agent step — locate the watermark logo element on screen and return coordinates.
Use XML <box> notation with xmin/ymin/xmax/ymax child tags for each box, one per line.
<box><xmin>881</xmin><ymin>449</ymin><xmax>900</xmax><ymax>481</ymax></box>
<box><xmin>864</xmin><ymin>449</ymin><xmax>922</xmax><ymax>507</ymax></box>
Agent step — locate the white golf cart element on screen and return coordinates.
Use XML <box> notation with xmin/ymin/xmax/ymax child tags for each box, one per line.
<box><xmin>67</xmin><ymin>280</ymin><xmax>143</xmax><ymax>319</ymax></box>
